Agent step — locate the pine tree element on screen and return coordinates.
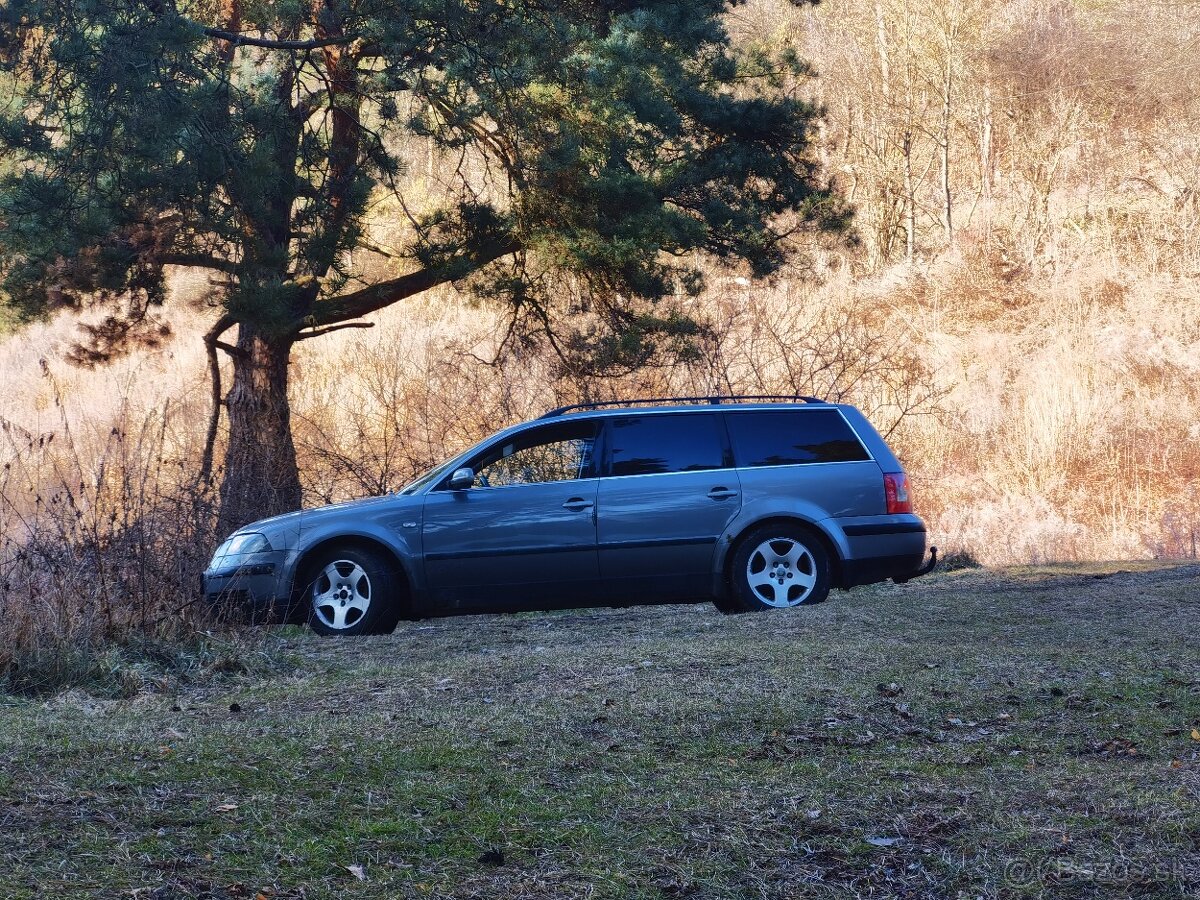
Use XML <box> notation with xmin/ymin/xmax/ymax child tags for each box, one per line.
<box><xmin>0</xmin><ymin>0</ymin><xmax>848</xmax><ymax>532</ymax></box>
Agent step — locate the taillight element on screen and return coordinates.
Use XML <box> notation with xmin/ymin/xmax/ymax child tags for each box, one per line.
<box><xmin>883</xmin><ymin>472</ymin><xmax>912</xmax><ymax>514</ymax></box>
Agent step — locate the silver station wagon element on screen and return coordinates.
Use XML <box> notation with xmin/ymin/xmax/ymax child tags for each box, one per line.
<box><xmin>204</xmin><ymin>397</ymin><xmax>937</xmax><ymax>636</ymax></box>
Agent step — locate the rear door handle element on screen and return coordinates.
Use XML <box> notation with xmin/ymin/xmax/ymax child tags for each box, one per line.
<box><xmin>708</xmin><ymin>487</ymin><xmax>738</xmax><ymax>501</ymax></box>
<box><xmin>562</xmin><ymin>498</ymin><xmax>594</xmax><ymax>511</ymax></box>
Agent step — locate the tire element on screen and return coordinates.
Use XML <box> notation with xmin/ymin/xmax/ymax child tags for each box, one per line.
<box><xmin>721</xmin><ymin>524</ymin><xmax>832</xmax><ymax>613</ymax></box>
<box><xmin>302</xmin><ymin>544</ymin><xmax>402</xmax><ymax>637</ymax></box>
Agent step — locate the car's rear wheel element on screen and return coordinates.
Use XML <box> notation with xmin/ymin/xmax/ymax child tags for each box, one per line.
<box><xmin>721</xmin><ymin>525</ymin><xmax>832</xmax><ymax>613</ymax></box>
<box><xmin>304</xmin><ymin>545</ymin><xmax>400</xmax><ymax>636</ymax></box>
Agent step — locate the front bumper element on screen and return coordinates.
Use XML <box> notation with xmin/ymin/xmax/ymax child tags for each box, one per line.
<box><xmin>203</xmin><ymin>551</ymin><xmax>295</xmax><ymax>622</ymax></box>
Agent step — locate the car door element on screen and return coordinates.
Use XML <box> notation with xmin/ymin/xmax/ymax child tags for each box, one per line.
<box><xmin>421</xmin><ymin>419</ymin><xmax>601</xmax><ymax>611</ymax></box>
<box><xmin>596</xmin><ymin>412</ymin><xmax>741</xmax><ymax>601</ymax></box>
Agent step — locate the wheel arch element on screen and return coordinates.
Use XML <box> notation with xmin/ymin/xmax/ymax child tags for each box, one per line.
<box><xmin>290</xmin><ymin>534</ymin><xmax>415</xmax><ymax>618</ymax></box>
<box><xmin>720</xmin><ymin>516</ymin><xmax>845</xmax><ymax>595</ymax></box>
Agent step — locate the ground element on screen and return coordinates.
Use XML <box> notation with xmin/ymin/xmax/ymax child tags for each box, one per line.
<box><xmin>1</xmin><ymin>562</ymin><xmax>1198</xmax><ymax>899</ymax></box>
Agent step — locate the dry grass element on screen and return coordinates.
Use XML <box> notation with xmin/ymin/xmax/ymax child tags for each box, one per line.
<box><xmin>891</xmin><ymin>256</ymin><xmax>1200</xmax><ymax>564</ymax></box>
<box><xmin>0</xmin><ymin>563</ymin><xmax>1197</xmax><ymax>898</ymax></box>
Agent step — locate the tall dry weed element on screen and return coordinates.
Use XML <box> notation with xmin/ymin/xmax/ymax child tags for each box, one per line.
<box><xmin>0</xmin><ymin>357</ymin><xmax>221</xmax><ymax>692</ymax></box>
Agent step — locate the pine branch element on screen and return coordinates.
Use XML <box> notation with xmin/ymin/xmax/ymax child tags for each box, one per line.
<box><xmin>161</xmin><ymin>253</ymin><xmax>241</xmax><ymax>275</ymax></box>
<box><xmin>294</xmin><ymin>321</ymin><xmax>375</xmax><ymax>341</ymax></box>
<box><xmin>301</xmin><ymin>235</ymin><xmax>521</xmax><ymax>330</ymax></box>
<box><xmin>201</xmin><ymin>27</ymin><xmax>356</xmax><ymax>51</ymax></box>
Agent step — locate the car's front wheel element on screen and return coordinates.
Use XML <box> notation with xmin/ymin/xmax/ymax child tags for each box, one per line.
<box><xmin>303</xmin><ymin>545</ymin><xmax>401</xmax><ymax>636</ymax></box>
<box><xmin>721</xmin><ymin>525</ymin><xmax>832</xmax><ymax>613</ymax></box>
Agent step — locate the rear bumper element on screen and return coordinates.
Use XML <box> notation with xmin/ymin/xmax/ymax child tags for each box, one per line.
<box><xmin>892</xmin><ymin>547</ymin><xmax>938</xmax><ymax>583</ymax></box>
<box><xmin>833</xmin><ymin>515</ymin><xmax>928</xmax><ymax>588</ymax></box>
<box><xmin>841</xmin><ymin>551</ymin><xmax>928</xmax><ymax>587</ymax></box>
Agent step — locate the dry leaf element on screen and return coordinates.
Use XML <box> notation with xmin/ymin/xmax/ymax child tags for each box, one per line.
<box><xmin>216</xmin><ymin>803</ymin><xmax>239</xmax><ymax>812</ymax></box>
<box><xmin>345</xmin><ymin>864</ymin><xmax>366</xmax><ymax>881</ymax></box>
<box><xmin>1190</xmin><ymin>728</ymin><xmax>1200</xmax><ymax>741</ymax></box>
<box><xmin>1092</xmin><ymin>738</ymin><xmax>1138</xmax><ymax>757</ymax></box>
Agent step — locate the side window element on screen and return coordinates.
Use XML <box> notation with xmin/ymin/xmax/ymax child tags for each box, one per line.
<box><xmin>608</xmin><ymin>414</ymin><xmax>726</xmax><ymax>477</ymax></box>
<box><xmin>726</xmin><ymin>410</ymin><xmax>869</xmax><ymax>467</ymax></box>
<box><xmin>471</xmin><ymin>421</ymin><xmax>598</xmax><ymax>488</ymax></box>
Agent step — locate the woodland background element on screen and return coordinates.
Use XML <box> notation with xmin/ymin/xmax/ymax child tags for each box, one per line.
<box><xmin>1</xmin><ymin>0</ymin><xmax>1198</xmax><ymax>671</ymax></box>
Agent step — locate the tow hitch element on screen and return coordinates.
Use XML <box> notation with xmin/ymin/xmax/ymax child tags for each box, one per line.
<box><xmin>893</xmin><ymin>547</ymin><xmax>938</xmax><ymax>584</ymax></box>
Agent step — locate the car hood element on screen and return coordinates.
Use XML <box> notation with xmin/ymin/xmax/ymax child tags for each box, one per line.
<box><xmin>301</xmin><ymin>494</ymin><xmax>417</xmax><ymax>527</ymax></box>
<box><xmin>242</xmin><ymin>493</ymin><xmax>420</xmax><ymax>542</ymax></box>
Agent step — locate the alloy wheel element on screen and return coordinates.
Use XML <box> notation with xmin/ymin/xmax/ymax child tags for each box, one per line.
<box><xmin>745</xmin><ymin>537</ymin><xmax>818</xmax><ymax>607</ymax></box>
<box><xmin>312</xmin><ymin>559</ymin><xmax>372</xmax><ymax>630</ymax></box>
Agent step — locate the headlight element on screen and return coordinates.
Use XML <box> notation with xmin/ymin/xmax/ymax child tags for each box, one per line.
<box><xmin>210</xmin><ymin>532</ymin><xmax>272</xmax><ymax>567</ymax></box>
<box><xmin>226</xmin><ymin>533</ymin><xmax>272</xmax><ymax>555</ymax></box>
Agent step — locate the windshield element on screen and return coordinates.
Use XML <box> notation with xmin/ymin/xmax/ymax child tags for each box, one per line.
<box><xmin>397</xmin><ymin>456</ymin><xmax>459</xmax><ymax>495</ymax></box>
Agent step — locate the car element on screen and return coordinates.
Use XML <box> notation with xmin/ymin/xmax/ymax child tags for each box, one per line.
<box><xmin>203</xmin><ymin>396</ymin><xmax>937</xmax><ymax>635</ymax></box>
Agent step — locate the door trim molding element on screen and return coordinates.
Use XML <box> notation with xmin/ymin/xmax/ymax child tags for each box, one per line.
<box><xmin>425</xmin><ymin>543</ymin><xmax>595</xmax><ymax>562</ymax></box>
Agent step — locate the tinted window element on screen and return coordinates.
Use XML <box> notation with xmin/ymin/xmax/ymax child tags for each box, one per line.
<box><xmin>470</xmin><ymin>421</ymin><xmax>598</xmax><ymax>487</ymax></box>
<box><xmin>608</xmin><ymin>414</ymin><xmax>725</xmax><ymax>477</ymax></box>
<box><xmin>727</xmin><ymin>410</ymin><xmax>869</xmax><ymax>467</ymax></box>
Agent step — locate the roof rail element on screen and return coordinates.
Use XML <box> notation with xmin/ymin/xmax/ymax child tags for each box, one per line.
<box><xmin>539</xmin><ymin>394</ymin><xmax>825</xmax><ymax>419</ymax></box>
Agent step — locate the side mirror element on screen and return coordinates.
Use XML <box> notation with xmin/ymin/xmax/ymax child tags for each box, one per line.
<box><xmin>448</xmin><ymin>467</ymin><xmax>475</xmax><ymax>491</ymax></box>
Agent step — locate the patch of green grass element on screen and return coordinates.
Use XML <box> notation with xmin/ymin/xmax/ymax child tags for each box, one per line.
<box><xmin>1</xmin><ymin>631</ymin><xmax>298</xmax><ymax>698</ymax></box>
<box><xmin>1</xmin><ymin>563</ymin><xmax>1198</xmax><ymax>898</ymax></box>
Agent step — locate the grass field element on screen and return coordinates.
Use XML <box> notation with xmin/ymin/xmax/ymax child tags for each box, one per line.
<box><xmin>1</xmin><ymin>563</ymin><xmax>1198</xmax><ymax>899</ymax></box>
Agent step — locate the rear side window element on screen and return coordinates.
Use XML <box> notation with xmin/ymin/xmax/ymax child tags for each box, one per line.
<box><xmin>727</xmin><ymin>410</ymin><xmax>869</xmax><ymax>467</ymax></box>
<box><xmin>608</xmin><ymin>414</ymin><xmax>726</xmax><ymax>477</ymax></box>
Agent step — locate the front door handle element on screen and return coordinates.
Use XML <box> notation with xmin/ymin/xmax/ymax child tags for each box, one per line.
<box><xmin>562</xmin><ymin>498</ymin><xmax>595</xmax><ymax>511</ymax></box>
<box><xmin>708</xmin><ymin>487</ymin><xmax>738</xmax><ymax>501</ymax></box>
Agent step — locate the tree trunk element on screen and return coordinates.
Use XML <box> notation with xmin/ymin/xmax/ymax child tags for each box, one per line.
<box><xmin>217</xmin><ymin>323</ymin><xmax>303</xmax><ymax>534</ymax></box>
